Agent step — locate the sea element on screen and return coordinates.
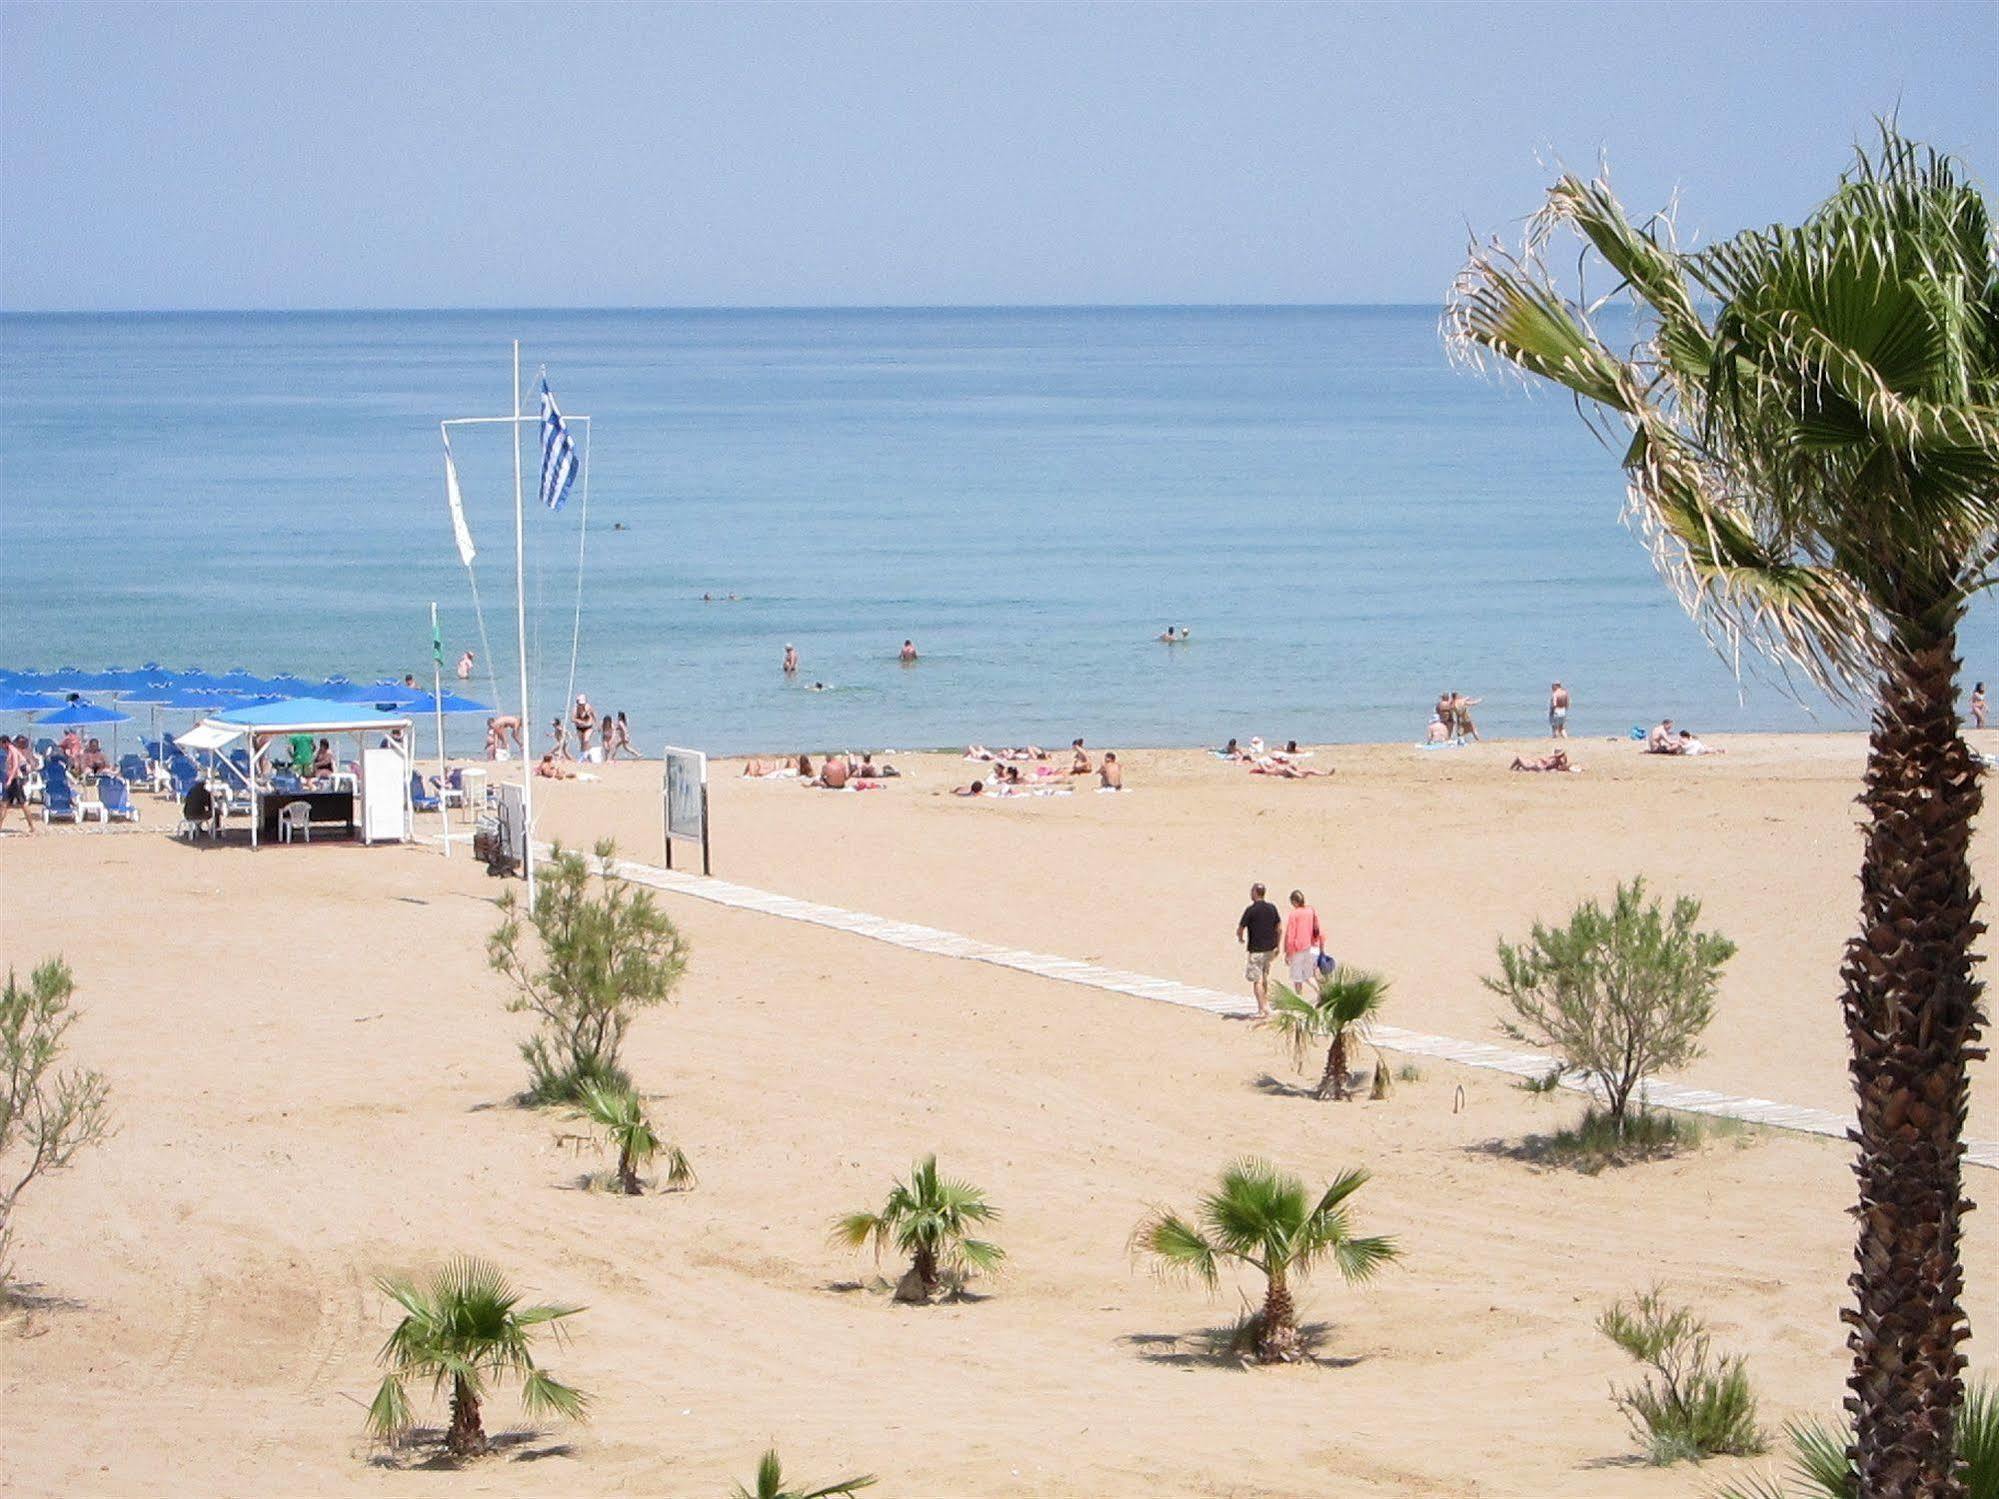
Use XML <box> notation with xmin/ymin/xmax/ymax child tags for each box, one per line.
<box><xmin>2</xmin><ymin>307</ymin><xmax>1988</xmax><ymax>755</ymax></box>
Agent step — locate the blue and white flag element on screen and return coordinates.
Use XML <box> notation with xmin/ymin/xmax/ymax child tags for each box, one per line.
<box><xmin>539</xmin><ymin>376</ymin><xmax>579</xmax><ymax>511</ymax></box>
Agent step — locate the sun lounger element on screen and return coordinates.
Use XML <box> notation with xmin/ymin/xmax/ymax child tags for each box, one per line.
<box><xmin>95</xmin><ymin>775</ymin><xmax>141</xmax><ymax>823</ymax></box>
<box><xmin>409</xmin><ymin>771</ymin><xmax>441</xmax><ymax>813</ymax></box>
<box><xmin>41</xmin><ymin>774</ymin><xmax>82</xmax><ymax>824</ymax></box>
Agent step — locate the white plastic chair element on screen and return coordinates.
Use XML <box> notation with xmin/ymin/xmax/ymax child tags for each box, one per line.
<box><xmin>278</xmin><ymin>800</ymin><xmax>312</xmax><ymax>844</ymax></box>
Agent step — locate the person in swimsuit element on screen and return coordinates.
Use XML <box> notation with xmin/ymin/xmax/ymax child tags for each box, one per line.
<box><xmin>572</xmin><ymin>695</ymin><xmax>597</xmax><ymax>757</ymax></box>
<box><xmin>1070</xmin><ymin>738</ymin><xmax>1093</xmax><ymax>775</ymax></box>
<box><xmin>900</xmin><ymin>639</ymin><xmax>918</xmax><ymax>662</ymax></box>
<box><xmin>1098</xmin><ymin>752</ymin><xmax>1123</xmax><ymax>789</ymax></box>
<box><xmin>1972</xmin><ymin>682</ymin><xmax>1988</xmax><ymax>730</ymax></box>
<box><xmin>1451</xmin><ymin>692</ymin><xmax>1483</xmax><ymax>742</ymax></box>
<box><xmin>456</xmin><ymin>650</ymin><xmax>475</xmax><ymax>681</ymax></box>
<box><xmin>783</xmin><ymin>645</ymin><xmax>798</xmax><ymax>675</ymax></box>
<box><xmin>0</xmin><ymin>734</ymin><xmax>36</xmax><ymax>836</ymax></box>
<box><xmin>549</xmin><ymin>717</ymin><xmax>571</xmax><ymax>759</ymax></box>
<box><xmin>1549</xmin><ymin>681</ymin><xmax>1569</xmax><ymax>738</ymax></box>
<box><xmin>1511</xmin><ymin>750</ymin><xmax>1576</xmax><ymax>772</ymax></box>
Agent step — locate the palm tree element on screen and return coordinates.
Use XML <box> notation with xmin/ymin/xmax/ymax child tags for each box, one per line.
<box><xmin>365</xmin><ymin>1258</ymin><xmax>587</xmax><ymax>1458</ymax></box>
<box><xmin>830</xmin><ymin>1155</ymin><xmax>1004</xmax><ymax>1304</ymax></box>
<box><xmin>1269</xmin><ymin>969</ymin><xmax>1390</xmax><ymax>1100</ymax></box>
<box><xmin>1449</xmin><ymin>126</ymin><xmax>1996</xmax><ymax>1492</ymax></box>
<box><xmin>1133</xmin><ymin>1159</ymin><xmax>1398</xmax><ymax>1364</ymax></box>
<box><xmin>731</xmin><ymin>1448</ymin><xmax>878</xmax><ymax>1499</ymax></box>
<box><xmin>571</xmin><ymin>1082</ymin><xmax>694</xmax><ymax>1196</ymax></box>
<box><xmin>1713</xmin><ymin>1379</ymin><xmax>1998</xmax><ymax>1499</ymax></box>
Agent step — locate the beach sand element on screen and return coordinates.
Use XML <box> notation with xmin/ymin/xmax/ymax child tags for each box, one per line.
<box><xmin>2</xmin><ymin>731</ymin><xmax>1994</xmax><ymax>1496</ymax></box>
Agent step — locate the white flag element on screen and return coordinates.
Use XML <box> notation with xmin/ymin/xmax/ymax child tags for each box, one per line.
<box><xmin>443</xmin><ymin>431</ymin><xmax>476</xmax><ymax>566</ymax></box>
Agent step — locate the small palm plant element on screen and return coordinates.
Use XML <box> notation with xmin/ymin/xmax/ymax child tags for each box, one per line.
<box><xmin>732</xmin><ymin>1448</ymin><xmax>878</xmax><ymax>1499</ymax></box>
<box><xmin>1269</xmin><ymin>969</ymin><xmax>1390</xmax><ymax>1100</ymax></box>
<box><xmin>365</xmin><ymin>1258</ymin><xmax>587</xmax><ymax>1459</ymax></box>
<box><xmin>570</xmin><ymin>1082</ymin><xmax>693</xmax><ymax>1196</ymax></box>
<box><xmin>831</xmin><ymin>1155</ymin><xmax>1004</xmax><ymax>1304</ymax></box>
<box><xmin>1133</xmin><ymin>1159</ymin><xmax>1398</xmax><ymax>1364</ymax></box>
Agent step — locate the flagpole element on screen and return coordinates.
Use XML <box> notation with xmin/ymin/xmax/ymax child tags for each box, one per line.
<box><xmin>431</xmin><ymin>600</ymin><xmax>451</xmax><ymax>858</ymax></box>
<box><xmin>512</xmin><ymin>340</ymin><xmax>537</xmax><ymax>901</ymax></box>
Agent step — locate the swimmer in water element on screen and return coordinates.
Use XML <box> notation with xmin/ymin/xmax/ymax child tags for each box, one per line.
<box><xmin>808</xmin><ymin>681</ymin><xmax>829</xmax><ymax>692</ymax></box>
<box><xmin>1157</xmin><ymin>625</ymin><xmax>1191</xmax><ymax>643</ymax></box>
<box><xmin>782</xmin><ymin>644</ymin><xmax>798</xmax><ymax>675</ymax></box>
<box><xmin>900</xmin><ymin>639</ymin><xmax>918</xmax><ymax>663</ymax></box>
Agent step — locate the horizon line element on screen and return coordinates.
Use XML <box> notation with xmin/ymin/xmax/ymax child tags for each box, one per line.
<box><xmin>0</xmin><ymin>299</ymin><xmax>1453</xmax><ymax>319</ymax></box>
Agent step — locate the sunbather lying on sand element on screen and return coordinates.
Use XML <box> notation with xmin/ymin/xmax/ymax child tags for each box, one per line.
<box><xmin>1249</xmin><ymin>757</ymin><xmax>1328</xmax><ymax>778</ymax></box>
<box><xmin>1511</xmin><ymin>751</ymin><xmax>1580</xmax><ymax>773</ymax></box>
<box><xmin>952</xmin><ymin>780</ymin><xmax>986</xmax><ymax>797</ymax></box>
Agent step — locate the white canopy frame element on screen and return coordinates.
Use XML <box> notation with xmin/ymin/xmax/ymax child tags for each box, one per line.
<box><xmin>191</xmin><ymin>712</ymin><xmax>415</xmax><ymax>848</ymax></box>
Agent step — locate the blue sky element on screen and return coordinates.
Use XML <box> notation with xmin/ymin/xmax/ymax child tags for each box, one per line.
<box><xmin>1</xmin><ymin>1</ymin><xmax>1991</xmax><ymax>311</ymax></box>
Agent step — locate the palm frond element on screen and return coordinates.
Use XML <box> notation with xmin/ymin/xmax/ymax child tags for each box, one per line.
<box><xmin>1133</xmin><ymin>1209</ymin><xmax>1219</xmax><ymax>1289</ymax></box>
<box><xmin>519</xmin><ymin>1367</ymin><xmax>589</xmax><ymax>1424</ymax></box>
<box><xmin>660</xmin><ymin>1143</ymin><xmax>696</xmax><ymax>1190</ymax></box>
<box><xmin>365</xmin><ymin>1375</ymin><xmax>414</xmax><ymax>1443</ymax></box>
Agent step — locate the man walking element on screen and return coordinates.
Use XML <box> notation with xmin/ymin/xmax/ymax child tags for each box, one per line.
<box><xmin>1236</xmin><ymin>882</ymin><xmax>1282</xmax><ymax>1019</ymax></box>
<box><xmin>1549</xmin><ymin>681</ymin><xmax>1569</xmax><ymax>738</ymax></box>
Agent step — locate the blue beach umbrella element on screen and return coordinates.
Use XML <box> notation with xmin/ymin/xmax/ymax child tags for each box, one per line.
<box><xmin>34</xmin><ymin>701</ymin><xmax>135</xmax><ymax>727</ymax></box>
<box><xmin>392</xmin><ymin>691</ymin><xmax>495</xmax><ymax>716</ymax></box>
<box><xmin>0</xmin><ymin>687</ymin><xmax>65</xmax><ymax>712</ymax></box>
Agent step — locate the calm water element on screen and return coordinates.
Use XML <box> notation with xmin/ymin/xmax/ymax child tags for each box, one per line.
<box><xmin>2</xmin><ymin>307</ymin><xmax>1985</xmax><ymax>753</ymax></box>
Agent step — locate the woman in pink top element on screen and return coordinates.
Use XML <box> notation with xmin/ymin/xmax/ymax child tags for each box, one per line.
<box><xmin>1283</xmin><ymin>890</ymin><xmax>1324</xmax><ymax>994</ymax></box>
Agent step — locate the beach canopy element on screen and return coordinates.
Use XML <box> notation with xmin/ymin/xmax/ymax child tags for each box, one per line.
<box><xmin>393</xmin><ymin>691</ymin><xmax>494</xmax><ymax>715</ymax></box>
<box><xmin>215</xmin><ymin>697</ymin><xmax>415</xmax><ymax>733</ymax></box>
<box><xmin>35</xmin><ymin>700</ymin><xmax>135</xmax><ymax>726</ymax></box>
<box><xmin>173</xmin><ymin>721</ymin><xmax>248</xmax><ymax>752</ymax></box>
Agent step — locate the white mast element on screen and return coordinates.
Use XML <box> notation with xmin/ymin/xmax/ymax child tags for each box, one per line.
<box><xmin>511</xmin><ymin>340</ymin><xmax>537</xmax><ymax>901</ymax></box>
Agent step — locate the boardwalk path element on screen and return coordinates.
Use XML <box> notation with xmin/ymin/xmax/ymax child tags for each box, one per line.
<box><xmin>584</xmin><ymin>849</ymin><xmax>1999</xmax><ymax>1172</ymax></box>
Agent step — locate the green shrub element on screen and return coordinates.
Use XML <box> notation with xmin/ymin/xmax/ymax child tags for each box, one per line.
<box><xmin>1</xmin><ymin>959</ymin><xmax>112</xmax><ymax>1294</ymax></box>
<box><xmin>489</xmin><ymin>841</ymin><xmax>689</xmax><ymax>1106</ymax></box>
<box><xmin>1487</xmin><ymin>879</ymin><xmax>1735</xmax><ymax>1130</ymax></box>
<box><xmin>1599</xmin><ymin>1289</ymin><xmax>1764</xmax><ymax>1464</ymax></box>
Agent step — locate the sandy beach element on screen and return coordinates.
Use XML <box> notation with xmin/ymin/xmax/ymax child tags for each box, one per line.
<box><xmin>3</xmin><ymin>730</ymin><xmax>1995</xmax><ymax>1497</ymax></box>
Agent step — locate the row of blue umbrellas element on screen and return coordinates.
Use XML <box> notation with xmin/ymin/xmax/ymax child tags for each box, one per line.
<box><xmin>0</xmin><ymin>665</ymin><xmax>492</xmax><ymax>720</ymax></box>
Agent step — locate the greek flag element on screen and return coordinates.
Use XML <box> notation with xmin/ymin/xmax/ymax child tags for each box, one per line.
<box><xmin>539</xmin><ymin>376</ymin><xmax>579</xmax><ymax>511</ymax></box>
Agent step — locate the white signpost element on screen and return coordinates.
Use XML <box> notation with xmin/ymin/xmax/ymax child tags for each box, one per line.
<box><xmin>661</xmin><ymin>746</ymin><xmax>710</xmax><ymax>874</ymax></box>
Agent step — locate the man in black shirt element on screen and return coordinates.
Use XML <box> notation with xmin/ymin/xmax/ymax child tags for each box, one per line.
<box><xmin>1236</xmin><ymin>881</ymin><xmax>1282</xmax><ymax>1018</ymax></box>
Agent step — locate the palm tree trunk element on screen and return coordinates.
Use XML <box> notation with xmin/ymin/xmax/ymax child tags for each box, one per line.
<box><xmin>1319</xmin><ymin>1032</ymin><xmax>1348</xmax><ymax>1101</ymax></box>
<box><xmin>914</xmin><ymin>1245</ymin><xmax>939</xmax><ymax>1299</ymax></box>
<box><xmin>1256</xmin><ymin>1271</ymin><xmax>1301</xmax><ymax>1363</ymax></box>
<box><xmin>446</xmin><ymin>1374</ymin><xmax>486</xmax><ymax>1457</ymax></box>
<box><xmin>618</xmin><ymin>1140</ymin><xmax>641</xmax><ymax>1196</ymax></box>
<box><xmin>1841</xmin><ymin>633</ymin><xmax>1985</xmax><ymax>1498</ymax></box>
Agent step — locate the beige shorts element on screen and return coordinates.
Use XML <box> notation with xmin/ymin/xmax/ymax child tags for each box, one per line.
<box><xmin>1246</xmin><ymin>949</ymin><xmax>1278</xmax><ymax>982</ymax></box>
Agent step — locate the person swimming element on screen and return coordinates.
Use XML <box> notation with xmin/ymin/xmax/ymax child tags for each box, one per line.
<box><xmin>899</xmin><ymin>639</ymin><xmax>918</xmax><ymax>662</ymax></box>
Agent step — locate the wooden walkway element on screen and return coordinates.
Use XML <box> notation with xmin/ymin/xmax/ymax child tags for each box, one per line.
<box><xmin>589</xmin><ymin>850</ymin><xmax>1998</xmax><ymax>1172</ymax></box>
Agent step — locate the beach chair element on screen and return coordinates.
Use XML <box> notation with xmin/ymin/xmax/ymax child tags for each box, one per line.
<box><xmin>409</xmin><ymin>771</ymin><xmax>441</xmax><ymax>813</ymax></box>
<box><xmin>96</xmin><ymin>775</ymin><xmax>141</xmax><ymax>824</ymax></box>
<box><xmin>431</xmin><ymin>767</ymin><xmax>469</xmax><ymax>809</ymax></box>
<box><xmin>277</xmin><ymin>800</ymin><xmax>311</xmax><ymax>844</ymax></box>
<box><xmin>168</xmin><ymin>758</ymin><xmax>200</xmax><ymax>798</ymax></box>
<box><xmin>41</xmin><ymin>774</ymin><xmax>81</xmax><ymax>824</ymax></box>
<box><xmin>119</xmin><ymin>753</ymin><xmax>149</xmax><ymax>785</ymax></box>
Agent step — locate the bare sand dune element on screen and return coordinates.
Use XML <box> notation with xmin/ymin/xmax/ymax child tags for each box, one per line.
<box><xmin>2</xmin><ymin>730</ymin><xmax>1994</xmax><ymax>1496</ymax></box>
